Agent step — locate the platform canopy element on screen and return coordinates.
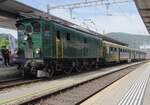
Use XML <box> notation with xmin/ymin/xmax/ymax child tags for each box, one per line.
<box><xmin>135</xmin><ymin>0</ymin><xmax>150</xmax><ymax>33</ymax></box>
<box><xmin>0</xmin><ymin>0</ymin><xmax>44</xmax><ymax>29</ymax></box>
<box><xmin>0</xmin><ymin>0</ymin><xmax>75</xmax><ymax>30</ymax></box>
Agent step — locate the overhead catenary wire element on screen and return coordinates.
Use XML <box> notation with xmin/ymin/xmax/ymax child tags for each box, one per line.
<box><xmin>47</xmin><ymin>0</ymin><xmax>132</xmax><ymax>18</ymax></box>
<box><xmin>117</xmin><ymin>2</ymin><xmax>144</xmax><ymax>34</ymax></box>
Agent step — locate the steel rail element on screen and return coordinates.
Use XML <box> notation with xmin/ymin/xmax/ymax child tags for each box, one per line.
<box><xmin>0</xmin><ymin>78</ymin><xmax>43</xmax><ymax>90</ymax></box>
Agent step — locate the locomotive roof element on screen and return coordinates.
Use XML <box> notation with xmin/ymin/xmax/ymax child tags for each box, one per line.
<box><xmin>17</xmin><ymin>17</ymin><xmax>128</xmax><ymax>46</ymax></box>
<box><xmin>53</xmin><ymin>20</ymin><xmax>128</xmax><ymax>46</ymax></box>
<box><xmin>53</xmin><ymin>19</ymin><xmax>128</xmax><ymax>46</ymax></box>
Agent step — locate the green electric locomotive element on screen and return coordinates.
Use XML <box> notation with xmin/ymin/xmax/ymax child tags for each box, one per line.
<box><xmin>16</xmin><ymin>17</ymin><xmax>146</xmax><ymax>78</ymax></box>
<box><xmin>16</xmin><ymin>17</ymin><xmax>104</xmax><ymax>77</ymax></box>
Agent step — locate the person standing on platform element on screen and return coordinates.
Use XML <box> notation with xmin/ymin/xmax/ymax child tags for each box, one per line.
<box><xmin>1</xmin><ymin>46</ymin><xmax>10</xmax><ymax>66</ymax></box>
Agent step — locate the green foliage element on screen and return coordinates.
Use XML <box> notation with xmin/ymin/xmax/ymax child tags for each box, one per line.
<box><xmin>0</xmin><ymin>38</ymin><xmax>10</xmax><ymax>49</ymax></box>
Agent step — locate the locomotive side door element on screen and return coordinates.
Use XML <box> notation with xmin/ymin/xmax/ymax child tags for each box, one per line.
<box><xmin>56</xmin><ymin>31</ymin><xmax>64</xmax><ymax>58</ymax></box>
<box><xmin>25</xmin><ymin>25</ymin><xmax>33</xmax><ymax>59</ymax></box>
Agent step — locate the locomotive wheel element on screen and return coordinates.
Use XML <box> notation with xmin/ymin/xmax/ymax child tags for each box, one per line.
<box><xmin>75</xmin><ymin>66</ymin><xmax>82</xmax><ymax>72</ymax></box>
<box><xmin>63</xmin><ymin>67</ymin><xmax>73</xmax><ymax>75</ymax></box>
<box><xmin>95</xmin><ymin>63</ymin><xmax>99</xmax><ymax>69</ymax></box>
<box><xmin>81</xmin><ymin>65</ymin><xmax>85</xmax><ymax>71</ymax></box>
<box><xmin>47</xmin><ymin>67</ymin><xmax>54</xmax><ymax>78</ymax></box>
<box><xmin>85</xmin><ymin>65</ymin><xmax>90</xmax><ymax>71</ymax></box>
<box><xmin>55</xmin><ymin>64</ymin><xmax>62</xmax><ymax>72</ymax></box>
<box><xmin>22</xmin><ymin>68</ymin><xmax>32</xmax><ymax>78</ymax></box>
<box><xmin>75</xmin><ymin>61</ymin><xmax>82</xmax><ymax>72</ymax></box>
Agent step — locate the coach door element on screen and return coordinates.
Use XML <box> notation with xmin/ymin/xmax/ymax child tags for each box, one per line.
<box><xmin>56</xmin><ymin>31</ymin><xmax>64</xmax><ymax>58</ymax></box>
<box><xmin>119</xmin><ymin>48</ymin><xmax>121</xmax><ymax>61</ymax></box>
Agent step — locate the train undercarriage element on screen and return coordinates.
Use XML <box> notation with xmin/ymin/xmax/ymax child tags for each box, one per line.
<box><xmin>21</xmin><ymin>58</ymin><xmax>104</xmax><ymax>78</ymax></box>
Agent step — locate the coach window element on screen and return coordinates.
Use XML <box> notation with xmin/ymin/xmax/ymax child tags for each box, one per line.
<box><xmin>110</xmin><ymin>47</ymin><xmax>113</xmax><ymax>53</ymax></box>
<box><xmin>114</xmin><ymin>48</ymin><xmax>117</xmax><ymax>52</ymax></box>
<box><xmin>32</xmin><ymin>22</ymin><xmax>41</xmax><ymax>32</ymax></box>
<box><xmin>66</xmin><ymin>32</ymin><xmax>70</xmax><ymax>40</ymax></box>
<box><xmin>121</xmin><ymin>49</ymin><xmax>122</xmax><ymax>52</ymax></box>
<box><xmin>57</xmin><ymin>30</ymin><xmax>60</xmax><ymax>40</ymax></box>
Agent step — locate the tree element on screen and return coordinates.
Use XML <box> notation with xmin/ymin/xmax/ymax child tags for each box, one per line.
<box><xmin>0</xmin><ymin>38</ymin><xmax>10</xmax><ymax>49</ymax></box>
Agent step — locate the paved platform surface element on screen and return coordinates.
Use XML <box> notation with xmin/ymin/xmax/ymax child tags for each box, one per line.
<box><xmin>0</xmin><ymin>66</ymin><xmax>20</xmax><ymax>81</ymax></box>
<box><xmin>143</xmin><ymin>73</ymin><xmax>150</xmax><ymax>105</ymax></box>
<box><xmin>80</xmin><ymin>62</ymin><xmax>150</xmax><ymax>105</ymax></box>
<box><xmin>0</xmin><ymin>62</ymin><xmax>143</xmax><ymax>105</ymax></box>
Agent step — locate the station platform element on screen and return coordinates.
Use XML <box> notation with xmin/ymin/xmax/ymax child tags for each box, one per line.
<box><xmin>80</xmin><ymin>62</ymin><xmax>150</xmax><ymax>105</ymax></box>
<box><xmin>0</xmin><ymin>66</ymin><xmax>21</xmax><ymax>81</ymax></box>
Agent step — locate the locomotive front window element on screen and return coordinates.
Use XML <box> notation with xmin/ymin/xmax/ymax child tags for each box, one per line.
<box><xmin>26</xmin><ymin>25</ymin><xmax>32</xmax><ymax>33</ymax></box>
<box><xmin>32</xmin><ymin>22</ymin><xmax>41</xmax><ymax>32</ymax></box>
<box><xmin>44</xmin><ymin>24</ymin><xmax>49</xmax><ymax>31</ymax></box>
<box><xmin>18</xmin><ymin>24</ymin><xmax>25</xmax><ymax>31</ymax></box>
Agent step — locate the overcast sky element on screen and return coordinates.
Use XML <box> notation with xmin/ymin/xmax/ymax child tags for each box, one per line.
<box><xmin>0</xmin><ymin>0</ymin><xmax>149</xmax><ymax>38</ymax></box>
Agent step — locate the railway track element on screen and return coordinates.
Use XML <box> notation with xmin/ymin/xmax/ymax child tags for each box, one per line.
<box><xmin>18</xmin><ymin>61</ymin><xmax>146</xmax><ymax>105</ymax></box>
<box><xmin>0</xmin><ymin>63</ymin><xmax>133</xmax><ymax>91</ymax></box>
<box><xmin>0</xmin><ymin>78</ymin><xmax>22</xmax><ymax>84</ymax></box>
<box><xmin>0</xmin><ymin>78</ymin><xmax>43</xmax><ymax>90</ymax></box>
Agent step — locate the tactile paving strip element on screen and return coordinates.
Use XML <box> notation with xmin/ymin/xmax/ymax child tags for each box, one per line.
<box><xmin>118</xmin><ymin>67</ymin><xmax>150</xmax><ymax>105</ymax></box>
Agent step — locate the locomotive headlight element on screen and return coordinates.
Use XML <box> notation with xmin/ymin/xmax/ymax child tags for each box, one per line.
<box><xmin>24</xmin><ymin>32</ymin><xmax>32</xmax><ymax>41</ymax></box>
<box><xmin>28</xmin><ymin>33</ymin><xmax>32</xmax><ymax>35</ymax></box>
<box><xmin>24</xmin><ymin>36</ymin><xmax>28</xmax><ymax>41</ymax></box>
<box><xmin>35</xmin><ymin>48</ymin><xmax>41</xmax><ymax>54</ymax></box>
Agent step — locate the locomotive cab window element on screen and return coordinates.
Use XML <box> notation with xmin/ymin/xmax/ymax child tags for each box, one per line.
<box><xmin>66</xmin><ymin>33</ymin><xmax>70</xmax><ymax>40</ymax></box>
<box><xmin>57</xmin><ymin>30</ymin><xmax>60</xmax><ymax>40</ymax></box>
<box><xmin>17</xmin><ymin>24</ymin><xmax>25</xmax><ymax>31</ymax></box>
<box><xmin>32</xmin><ymin>22</ymin><xmax>41</xmax><ymax>32</ymax></box>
